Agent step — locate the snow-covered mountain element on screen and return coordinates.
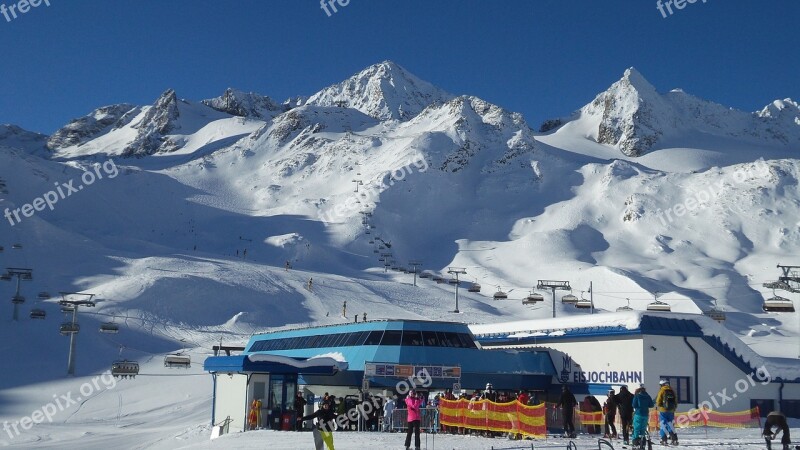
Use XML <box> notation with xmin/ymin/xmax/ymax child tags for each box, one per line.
<box><xmin>550</xmin><ymin>68</ymin><xmax>800</xmax><ymax>157</ymax></box>
<box><xmin>306</xmin><ymin>60</ymin><xmax>453</xmax><ymax>121</ymax></box>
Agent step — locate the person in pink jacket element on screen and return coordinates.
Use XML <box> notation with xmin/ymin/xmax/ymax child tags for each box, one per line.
<box><xmin>404</xmin><ymin>390</ymin><xmax>422</xmax><ymax>450</ymax></box>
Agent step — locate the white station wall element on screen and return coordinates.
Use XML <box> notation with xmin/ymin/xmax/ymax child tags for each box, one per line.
<box><xmin>214</xmin><ymin>374</ymin><xmax>249</xmax><ymax>432</ymax></box>
<box><xmin>531</xmin><ymin>336</ymin><xmax>644</xmax><ymax>388</ymax></box>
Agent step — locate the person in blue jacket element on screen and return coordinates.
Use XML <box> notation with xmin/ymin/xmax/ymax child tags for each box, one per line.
<box><xmin>631</xmin><ymin>384</ymin><xmax>654</xmax><ymax>446</ymax></box>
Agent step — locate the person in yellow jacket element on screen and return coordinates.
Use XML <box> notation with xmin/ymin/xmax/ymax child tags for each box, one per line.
<box><xmin>655</xmin><ymin>380</ymin><xmax>678</xmax><ymax>445</ymax></box>
<box><xmin>248</xmin><ymin>399</ymin><xmax>262</xmax><ymax>430</ymax></box>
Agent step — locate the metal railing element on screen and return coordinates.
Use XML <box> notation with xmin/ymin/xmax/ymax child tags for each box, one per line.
<box><xmin>388</xmin><ymin>407</ymin><xmax>439</xmax><ymax>432</ymax></box>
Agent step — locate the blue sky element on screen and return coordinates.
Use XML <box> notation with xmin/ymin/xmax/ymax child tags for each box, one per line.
<box><xmin>0</xmin><ymin>0</ymin><xmax>797</xmax><ymax>134</ymax></box>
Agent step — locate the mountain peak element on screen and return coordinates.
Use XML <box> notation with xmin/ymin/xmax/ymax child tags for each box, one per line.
<box><xmin>202</xmin><ymin>88</ymin><xmax>286</xmax><ymax>119</ymax></box>
<box><xmin>621</xmin><ymin>67</ymin><xmax>658</xmax><ymax>95</ymax></box>
<box><xmin>306</xmin><ymin>61</ymin><xmax>452</xmax><ymax>121</ymax></box>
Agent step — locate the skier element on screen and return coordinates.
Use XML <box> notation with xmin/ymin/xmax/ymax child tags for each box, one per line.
<box><xmin>404</xmin><ymin>389</ymin><xmax>422</xmax><ymax>450</ymax></box>
<box><xmin>308</xmin><ymin>278</ymin><xmax>313</xmax><ymax>291</ymax></box>
<box><xmin>301</xmin><ymin>401</ymin><xmax>337</xmax><ymax>450</ymax></box>
<box><xmin>603</xmin><ymin>388</ymin><xmax>618</xmax><ymax>439</ymax></box>
<box><xmin>763</xmin><ymin>410</ymin><xmax>793</xmax><ymax>450</ymax></box>
<box><xmin>614</xmin><ymin>385</ymin><xmax>634</xmax><ymax>445</ymax></box>
<box><xmin>557</xmin><ymin>385</ymin><xmax>578</xmax><ymax>438</ymax></box>
<box><xmin>655</xmin><ymin>379</ymin><xmax>678</xmax><ymax>445</ymax></box>
<box><xmin>631</xmin><ymin>384</ymin><xmax>654</xmax><ymax>447</ymax></box>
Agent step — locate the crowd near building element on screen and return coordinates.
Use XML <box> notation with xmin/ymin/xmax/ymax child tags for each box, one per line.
<box><xmin>204</xmin><ymin>311</ymin><xmax>799</xmax><ymax>437</ymax></box>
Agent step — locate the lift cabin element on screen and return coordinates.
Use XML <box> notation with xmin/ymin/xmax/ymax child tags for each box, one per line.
<box><xmin>111</xmin><ymin>360</ymin><xmax>140</xmax><ymax>379</ymax></box>
<box><xmin>763</xmin><ymin>295</ymin><xmax>795</xmax><ymax>313</ymax></box>
<box><xmin>164</xmin><ymin>354</ymin><xmax>191</xmax><ymax>368</ymax></box>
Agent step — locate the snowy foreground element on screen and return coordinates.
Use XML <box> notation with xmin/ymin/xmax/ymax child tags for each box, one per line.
<box><xmin>172</xmin><ymin>427</ymin><xmax>800</xmax><ymax>450</ymax></box>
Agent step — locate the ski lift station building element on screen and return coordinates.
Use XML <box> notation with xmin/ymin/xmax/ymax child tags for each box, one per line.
<box><xmin>203</xmin><ymin>313</ymin><xmax>800</xmax><ymax>431</ymax></box>
<box><xmin>203</xmin><ymin>319</ymin><xmax>555</xmax><ymax>431</ymax></box>
<box><xmin>470</xmin><ymin>311</ymin><xmax>800</xmax><ymax>418</ymax></box>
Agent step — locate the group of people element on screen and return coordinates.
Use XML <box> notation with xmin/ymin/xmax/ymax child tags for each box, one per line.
<box><xmin>558</xmin><ymin>380</ymin><xmax>679</xmax><ymax>446</ymax></box>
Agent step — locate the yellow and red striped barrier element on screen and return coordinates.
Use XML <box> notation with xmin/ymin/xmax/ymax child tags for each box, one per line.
<box><xmin>438</xmin><ymin>399</ymin><xmax>547</xmax><ymax>438</ymax></box>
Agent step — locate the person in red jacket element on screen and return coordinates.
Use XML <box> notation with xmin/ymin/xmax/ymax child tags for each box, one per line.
<box><xmin>404</xmin><ymin>390</ymin><xmax>422</xmax><ymax>450</ymax></box>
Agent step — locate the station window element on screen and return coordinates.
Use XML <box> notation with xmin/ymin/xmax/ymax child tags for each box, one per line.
<box><xmin>659</xmin><ymin>375</ymin><xmax>692</xmax><ymax>404</ymax></box>
<box><xmin>381</xmin><ymin>330</ymin><xmax>403</xmax><ymax>346</ymax></box>
<box><xmin>402</xmin><ymin>330</ymin><xmax>424</xmax><ymax>346</ymax></box>
<box><xmin>422</xmin><ymin>330</ymin><xmax>441</xmax><ymax>346</ymax></box>
<box><xmin>364</xmin><ymin>330</ymin><xmax>384</xmax><ymax>345</ymax></box>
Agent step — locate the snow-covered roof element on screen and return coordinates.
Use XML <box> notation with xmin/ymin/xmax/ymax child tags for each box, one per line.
<box><xmin>470</xmin><ymin>311</ymin><xmax>800</xmax><ymax>382</ymax></box>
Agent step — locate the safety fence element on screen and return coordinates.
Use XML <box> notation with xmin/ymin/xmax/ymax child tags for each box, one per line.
<box><xmin>435</xmin><ymin>400</ymin><xmax>761</xmax><ymax>438</ymax></box>
<box><xmin>648</xmin><ymin>406</ymin><xmax>762</xmax><ymax>429</ymax></box>
<box><xmin>438</xmin><ymin>399</ymin><xmax>547</xmax><ymax>438</ymax></box>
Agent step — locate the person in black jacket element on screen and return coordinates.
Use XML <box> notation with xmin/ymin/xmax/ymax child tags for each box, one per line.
<box><xmin>603</xmin><ymin>389</ymin><xmax>618</xmax><ymax>438</ymax></box>
<box><xmin>556</xmin><ymin>385</ymin><xmax>578</xmax><ymax>438</ymax></box>
<box><xmin>294</xmin><ymin>391</ymin><xmax>307</xmax><ymax>431</ymax></box>
<box><xmin>614</xmin><ymin>385</ymin><xmax>634</xmax><ymax>445</ymax></box>
<box><xmin>763</xmin><ymin>410</ymin><xmax>793</xmax><ymax>450</ymax></box>
<box><xmin>302</xmin><ymin>402</ymin><xmax>337</xmax><ymax>450</ymax></box>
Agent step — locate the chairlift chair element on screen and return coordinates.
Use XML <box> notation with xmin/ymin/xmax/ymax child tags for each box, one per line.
<box><xmin>522</xmin><ymin>290</ymin><xmax>544</xmax><ymax>305</ymax></box>
<box><xmin>100</xmin><ymin>322</ymin><xmax>120</xmax><ymax>334</ymax></box>
<box><xmin>703</xmin><ymin>299</ymin><xmax>726</xmax><ymax>321</ymax></box>
<box><xmin>111</xmin><ymin>360</ymin><xmax>140</xmax><ymax>379</ymax></box>
<box><xmin>0</xmin><ymin>273</ymin><xmax>10</xmax><ymax>281</ymax></box>
<box><xmin>448</xmin><ymin>277</ymin><xmax>459</xmax><ymax>285</ymax></box>
<box><xmin>38</xmin><ymin>291</ymin><xmax>51</xmax><ymax>299</ymax></box>
<box><xmin>164</xmin><ymin>354</ymin><xmax>191</xmax><ymax>368</ymax></box>
<box><xmin>59</xmin><ymin>322</ymin><xmax>80</xmax><ymax>335</ymax></box>
<box><xmin>0</xmin><ymin>245</ymin><xmax>3</xmax><ymax>252</ymax></box>
<box><xmin>30</xmin><ymin>308</ymin><xmax>46</xmax><ymax>320</ymax></box>
<box><xmin>763</xmin><ymin>295</ymin><xmax>795</xmax><ymax>313</ymax></box>
<box><xmin>616</xmin><ymin>298</ymin><xmax>634</xmax><ymax>312</ymax></box>
<box><xmin>493</xmin><ymin>287</ymin><xmax>508</xmax><ymax>300</ymax></box>
<box><xmin>575</xmin><ymin>291</ymin><xmax>592</xmax><ymax>309</ymax></box>
<box><xmin>646</xmin><ymin>300</ymin><xmax>671</xmax><ymax>312</ymax></box>
<box><xmin>61</xmin><ymin>305</ymin><xmax>75</xmax><ymax>313</ymax></box>
<box><xmin>11</xmin><ymin>243</ymin><xmax>22</xmax><ymax>249</ymax></box>
<box><xmin>561</xmin><ymin>293</ymin><xmax>579</xmax><ymax>304</ymax></box>
<box><xmin>11</xmin><ymin>295</ymin><xmax>25</xmax><ymax>304</ymax></box>
<box><xmin>468</xmin><ymin>282</ymin><xmax>482</xmax><ymax>293</ymax></box>
<box><xmin>419</xmin><ymin>271</ymin><xmax>431</xmax><ymax>279</ymax></box>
